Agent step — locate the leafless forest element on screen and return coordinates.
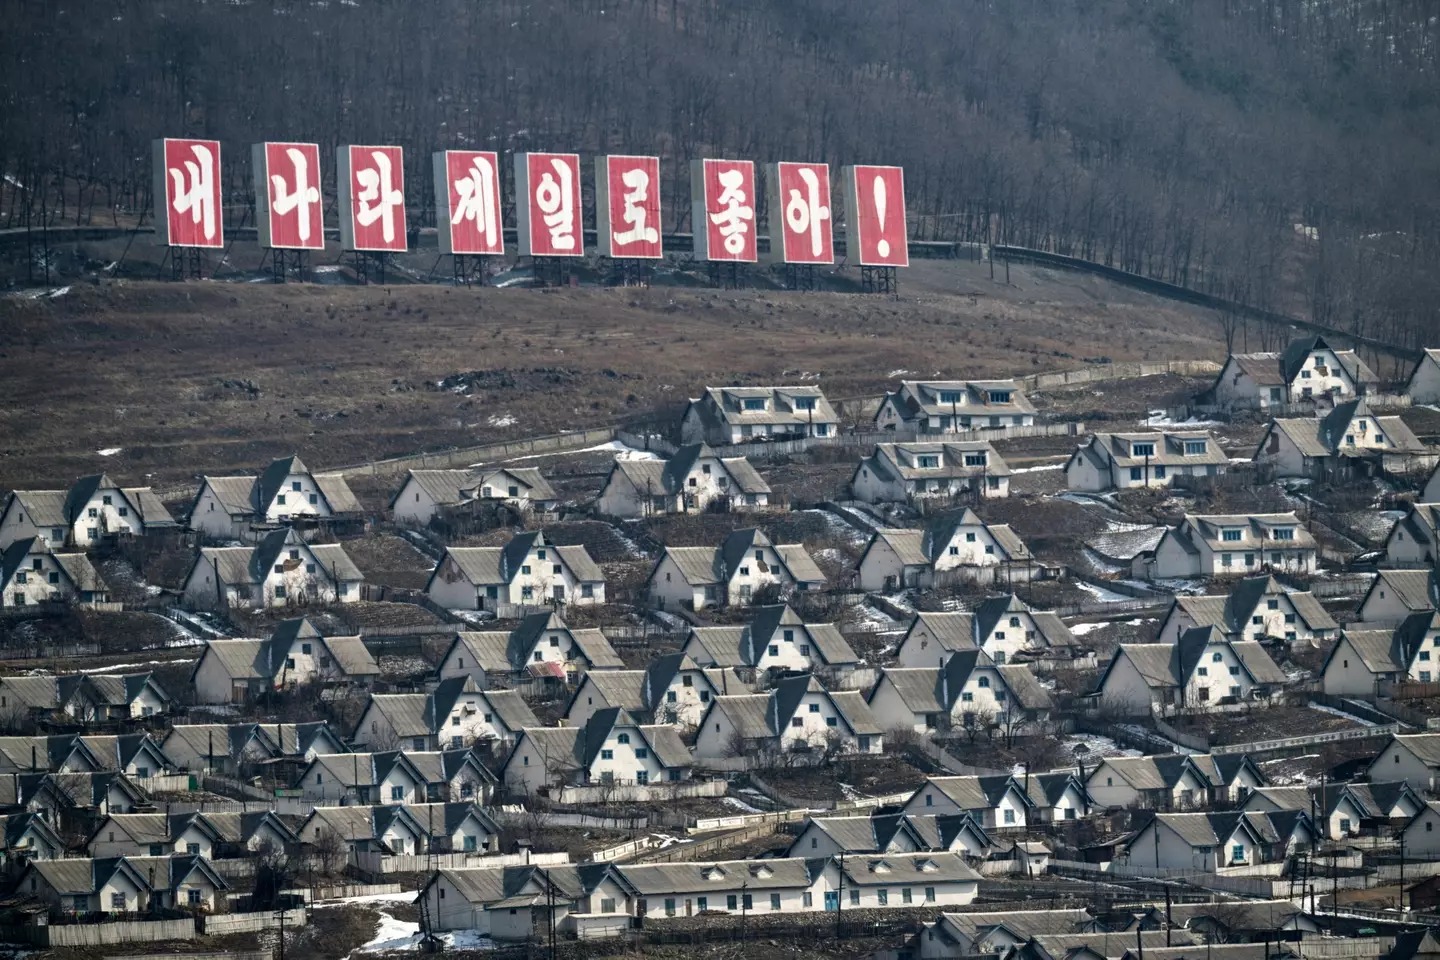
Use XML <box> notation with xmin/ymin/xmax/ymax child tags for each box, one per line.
<box><xmin>3</xmin><ymin>0</ymin><xmax>1438</xmax><ymax>346</ymax></box>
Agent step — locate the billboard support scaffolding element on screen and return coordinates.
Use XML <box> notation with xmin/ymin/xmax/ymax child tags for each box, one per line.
<box><xmin>158</xmin><ymin>246</ymin><xmax>206</xmax><ymax>281</ymax></box>
<box><xmin>264</xmin><ymin>248</ymin><xmax>308</xmax><ymax>284</ymax></box>
<box><xmin>451</xmin><ymin>253</ymin><xmax>490</xmax><ymax>288</ymax></box>
<box><xmin>861</xmin><ymin>264</ymin><xmax>897</xmax><ymax>295</ymax></box>
<box><xmin>348</xmin><ymin>250</ymin><xmax>388</xmax><ymax>285</ymax></box>
<box><xmin>784</xmin><ymin>263</ymin><xmax>817</xmax><ymax>291</ymax></box>
<box><xmin>706</xmin><ymin>261</ymin><xmax>746</xmax><ymax>290</ymax></box>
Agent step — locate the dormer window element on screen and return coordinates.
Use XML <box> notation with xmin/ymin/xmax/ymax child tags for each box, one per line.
<box><xmin>963</xmin><ymin>453</ymin><xmax>986</xmax><ymax>466</ymax></box>
<box><xmin>1183</xmin><ymin>440</ymin><xmax>1207</xmax><ymax>455</ymax></box>
<box><xmin>987</xmin><ymin>391</ymin><xmax>1011</xmax><ymax>404</ymax></box>
<box><xmin>750</xmin><ymin>865</ymin><xmax>773</xmax><ymax>879</ymax></box>
<box><xmin>742</xmin><ymin>398</ymin><xmax>766</xmax><ymax>411</ymax></box>
<box><xmin>794</xmin><ymin>397</ymin><xmax>816</xmax><ymax>411</ymax></box>
<box><xmin>939</xmin><ymin>391</ymin><xmax>962</xmax><ymax>404</ymax></box>
<box><xmin>917</xmin><ymin>859</ymin><xmax>939</xmax><ymax>873</ymax></box>
<box><xmin>702</xmin><ymin>866</ymin><xmax>727</xmax><ymax>880</ymax></box>
<box><xmin>870</xmin><ymin>859</ymin><xmax>892</xmax><ymax>874</ymax></box>
<box><xmin>1131</xmin><ymin>442</ymin><xmax>1156</xmax><ymax>457</ymax></box>
<box><xmin>918</xmin><ymin>455</ymin><xmax>939</xmax><ymax>469</ymax></box>
<box><xmin>1273</xmin><ymin>528</ymin><xmax>1295</xmax><ymax>541</ymax></box>
<box><xmin>1222</xmin><ymin>529</ymin><xmax>1242</xmax><ymax>542</ymax></box>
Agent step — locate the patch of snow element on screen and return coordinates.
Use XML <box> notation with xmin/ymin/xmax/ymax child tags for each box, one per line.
<box><xmin>72</xmin><ymin>658</ymin><xmax>196</xmax><ymax>674</ymax></box>
<box><xmin>800</xmin><ymin>508</ymin><xmax>870</xmax><ymax>547</ymax></box>
<box><xmin>96</xmin><ymin>448</ymin><xmax>122</xmax><ymax>457</ymax></box>
<box><xmin>498</xmin><ymin>439</ymin><xmax>660</xmax><ymax>464</ymax></box>
<box><xmin>47</xmin><ymin>286</ymin><xmax>70</xmax><ymax>298</ymax></box>
<box><xmin>318</xmin><ymin>890</ymin><xmax>420</xmax><ymax>905</ymax></box>
<box><xmin>1142</xmin><ymin>410</ymin><xmax>1221</xmax><ymax>428</ymax></box>
<box><xmin>1075</xmin><ymin>581</ymin><xmax>1134</xmax><ymax>603</ymax></box>
<box><xmin>1069</xmin><ymin>621</ymin><xmax>1108</xmax><ymax>636</ymax></box>
<box><xmin>650</xmin><ymin>610</ymin><xmax>688</xmax><ymax>631</ymax></box>
<box><xmin>720</xmin><ymin>795</ymin><xmax>764</xmax><ymax>814</ymax></box>
<box><xmin>449</xmin><ymin>609</ymin><xmax>496</xmax><ymax>627</ymax></box>
<box><xmin>1011</xmin><ymin>461</ymin><xmax>1064</xmax><ymax>474</ymax></box>
<box><xmin>1062</xmin><ymin>732</ymin><xmax>1141</xmax><ymax>760</ymax></box>
<box><xmin>887</xmin><ymin>369</ymin><xmax>912</xmax><ymax>378</ymax></box>
<box><xmin>313</xmin><ymin>265</ymin><xmax>344</xmax><ymax>273</ymax></box>
<box><xmin>487</xmin><ymin>414</ymin><xmax>517</xmax><ymax>428</ymax></box>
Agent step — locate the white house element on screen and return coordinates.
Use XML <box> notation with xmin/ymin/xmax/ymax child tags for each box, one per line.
<box><xmin>420</xmin><ymin>863</ymin><xmax>637</xmax><ymax>940</ymax></box>
<box><xmin>1401</xmin><ymin>801</ymin><xmax>1440</xmax><ymax>860</ymax></box>
<box><xmin>648</xmin><ymin>528</ymin><xmax>825</xmax><ymax>610</ymax></box>
<box><xmin>1155</xmin><ymin>575</ymin><xmax>1337</xmax><ymax>645</ymax></box>
<box><xmin>1427</xmin><ymin>462</ymin><xmax>1440</xmax><ymax>503</ymax></box>
<box><xmin>1358</xmin><ymin>569</ymin><xmax>1438</xmax><ymax>626</ymax></box>
<box><xmin>680</xmin><ymin>603</ymin><xmax>860</xmax><ymax>686</ymax></box>
<box><xmin>1253</xmin><ymin>398</ymin><xmax>1430</xmax><ymax>480</ymax></box>
<box><xmin>1065</xmin><ymin>431</ymin><xmax>1230</xmax><ymax>492</ymax></box>
<box><xmin>425</xmin><ymin>532</ymin><xmax>605</xmax><ymax>614</ymax></box>
<box><xmin>1385</xmin><ymin>503</ymin><xmax>1440</xmax><ymax>568</ymax></box>
<box><xmin>0</xmin><ymin>813</ymin><xmax>64</xmax><ymax>863</ymax></box>
<box><xmin>351</xmin><ymin>676</ymin><xmax>539</xmax><ymax>751</ymax></box>
<box><xmin>851</xmin><ymin>442</ymin><xmax>1012</xmax><ymax>503</ymax></box>
<box><xmin>596</xmin><ymin>444</ymin><xmax>771</xmax><ymax>517</ymax></box>
<box><xmin>1120</xmin><ymin>811</ymin><xmax>1316</xmax><ymax>871</ymax></box>
<box><xmin>160</xmin><ymin>721</ymin><xmax>348</xmax><ymax>775</ymax></box>
<box><xmin>895</xmin><ymin>595</ymin><xmax>1079</xmax><ymax>668</ymax></box>
<box><xmin>0</xmin><ymin>474</ymin><xmax>176</xmax><ymax>551</ymax></box>
<box><xmin>858</xmin><ymin>510</ymin><xmax>1037</xmax><ymax>592</ymax></box>
<box><xmin>875</xmin><ymin>380</ymin><xmax>1036</xmax><ymax>434</ymax></box>
<box><xmin>867</xmin><ymin>650</ymin><xmax>1053</xmax><ymax>735</ymax></box>
<box><xmin>564</xmin><ymin>653</ymin><xmax>738</xmax><ymax>728</ymax></box>
<box><xmin>180</xmin><ymin>527</ymin><xmax>363</xmax><ymax>610</ymax></box>
<box><xmin>189</xmin><ymin>617</ymin><xmax>379</xmax><ymax>703</ymax></box>
<box><xmin>1094</xmin><ymin>628</ymin><xmax>1289</xmax><ymax>715</ymax></box>
<box><xmin>1085</xmin><ymin>755</ymin><xmax>1227</xmax><ymax>811</ymax></box>
<box><xmin>1209</xmin><ymin>336</ymin><xmax>1378</xmax><ymax>412</ymax></box>
<box><xmin>900</xmin><ymin>775</ymin><xmax>1036</xmax><ymax>832</ymax></box>
<box><xmin>58</xmin><ymin>672</ymin><xmax>172</xmax><ymax>721</ymax></box>
<box><xmin>1367</xmin><ymin>733</ymin><xmax>1440</xmax><ymax>791</ymax></box>
<box><xmin>301</xmin><ymin>803</ymin><xmax>432</xmax><ymax>857</ymax></box>
<box><xmin>500</xmin><ymin>708</ymin><xmax>694</xmax><ymax>797</ymax></box>
<box><xmin>681</xmin><ymin>386</ymin><xmax>840</xmax><ymax>445</ymax></box>
<box><xmin>17</xmin><ymin>855</ymin><xmax>227</xmax><ymax>916</ymax></box>
<box><xmin>1137</xmin><ymin>513</ymin><xmax>1318</xmax><ymax>580</ymax></box>
<box><xmin>87</xmin><ymin>811</ymin><xmax>224</xmax><ymax>859</ymax></box>
<box><xmin>1320</xmin><ymin>614</ymin><xmax>1440</xmax><ymax>696</ymax></box>
<box><xmin>188</xmin><ymin>454</ymin><xmax>364</xmax><ymax>541</ymax></box>
<box><xmin>1405</xmin><ymin>349</ymin><xmax>1440</xmax><ymax>405</ymax></box>
<box><xmin>1242</xmin><ymin>780</ymin><xmax>1423</xmax><ymax>840</ymax></box>
<box><xmin>0</xmin><ymin>538</ymin><xmax>110</xmax><ymax>608</ymax></box>
<box><xmin>693</xmin><ymin>674</ymin><xmax>882</xmax><ymax>760</ymax></box>
<box><xmin>434</xmin><ymin>610</ymin><xmax>624</xmax><ymax>689</ymax></box>
<box><xmin>389</xmin><ymin>467</ymin><xmax>558</xmax><ymax>528</ymax></box>
<box><xmin>787</xmin><ymin>811</ymin><xmax>995</xmax><ymax>859</ymax></box>
<box><xmin>295</xmin><ymin>749</ymin><xmax>496</xmax><ymax>805</ymax></box>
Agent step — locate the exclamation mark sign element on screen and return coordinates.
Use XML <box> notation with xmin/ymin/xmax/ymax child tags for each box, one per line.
<box><xmin>873</xmin><ymin>174</ymin><xmax>890</xmax><ymax>258</ymax></box>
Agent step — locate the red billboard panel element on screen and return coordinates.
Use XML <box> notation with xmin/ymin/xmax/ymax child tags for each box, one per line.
<box><xmin>337</xmin><ymin>145</ymin><xmax>408</xmax><ymax>252</ymax></box>
<box><xmin>690</xmin><ymin>159</ymin><xmax>757</xmax><ymax>263</ymax></box>
<box><xmin>253</xmin><ymin>142</ymin><xmax>324</xmax><ymax>250</ymax></box>
<box><xmin>768</xmin><ymin>161</ymin><xmax>833</xmax><ymax>265</ymax></box>
<box><xmin>434</xmin><ymin>150</ymin><xmax>504</xmax><ymax>256</ymax></box>
<box><xmin>153</xmin><ymin>138</ymin><xmax>224</xmax><ymax>248</ymax></box>
<box><xmin>514</xmin><ymin>152</ymin><xmax>584</xmax><ymax>257</ymax></box>
<box><xmin>595</xmin><ymin>155</ymin><xmax>663</xmax><ymax>259</ymax></box>
<box><xmin>842</xmin><ymin>165</ymin><xmax>908</xmax><ymax>267</ymax></box>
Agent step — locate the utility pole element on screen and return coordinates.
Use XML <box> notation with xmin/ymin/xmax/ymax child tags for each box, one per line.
<box><xmin>835</xmin><ymin>852</ymin><xmax>844</xmax><ymax>938</ymax></box>
<box><xmin>740</xmin><ymin>881</ymin><xmax>748</xmax><ymax>954</ymax></box>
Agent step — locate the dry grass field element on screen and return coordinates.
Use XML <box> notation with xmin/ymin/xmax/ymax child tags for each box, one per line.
<box><xmin>0</xmin><ymin>256</ymin><xmax>1227</xmax><ymax>492</ymax></box>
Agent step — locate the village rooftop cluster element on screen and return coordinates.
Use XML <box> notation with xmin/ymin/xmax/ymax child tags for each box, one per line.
<box><xmin>3</xmin><ymin>339</ymin><xmax>1440</xmax><ymax>956</ymax></box>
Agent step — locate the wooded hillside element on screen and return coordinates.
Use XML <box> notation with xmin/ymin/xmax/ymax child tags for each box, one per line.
<box><xmin>4</xmin><ymin>0</ymin><xmax>1437</xmax><ymax>345</ymax></box>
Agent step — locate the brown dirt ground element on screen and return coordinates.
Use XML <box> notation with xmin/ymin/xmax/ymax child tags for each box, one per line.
<box><xmin>0</xmin><ymin>260</ymin><xmax>1226</xmax><ymax>492</ymax></box>
<box><xmin>1166</xmin><ymin>704</ymin><xmax>1363</xmax><ymax>745</ymax></box>
<box><xmin>340</xmin><ymin>533</ymin><xmax>436</xmax><ymax>590</ymax></box>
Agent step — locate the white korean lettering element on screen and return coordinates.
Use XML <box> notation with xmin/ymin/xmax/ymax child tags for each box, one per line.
<box><xmin>355</xmin><ymin>150</ymin><xmax>404</xmax><ymax>243</ymax></box>
<box><xmin>612</xmin><ymin>167</ymin><xmax>659</xmax><ymax>247</ymax></box>
<box><xmin>784</xmin><ymin>167</ymin><xmax>830</xmax><ymax>258</ymax></box>
<box><xmin>451</xmin><ymin>155</ymin><xmax>498</xmax><ymax>248</ymax></box>
<box><xmin>709</xmin><ymin>168</ymin><xmax>753</xmax><ymax>255</ymax></box>
<box><xmin>270</xmin><ymin>147</ymin><xmax>320</xmax><ymax>243</ymax></box>
<box><xmin>534</xmin><ymin>157</ymin><xmax>576</xmax><ymax>250</ymax></box>
<box><xmin>168</xmin><ymin>143</ymin><xmax>217</xmax><ymax>241</ymax></box>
